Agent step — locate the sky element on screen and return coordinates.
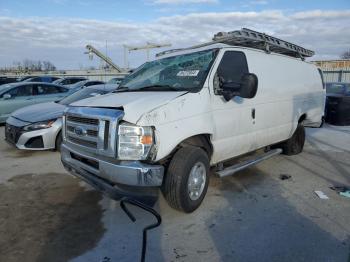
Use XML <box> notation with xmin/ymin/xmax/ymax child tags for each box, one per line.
<box><xmin>0</xmin><ymin>0</ymin><xmax>349</xmax><ymax>69</ymax></box>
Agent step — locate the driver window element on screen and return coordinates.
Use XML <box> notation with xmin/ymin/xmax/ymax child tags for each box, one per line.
<box><xmin>216</xmin><ymin>51</ymin><xmax>249</xmax><ymax>87</ymax></box>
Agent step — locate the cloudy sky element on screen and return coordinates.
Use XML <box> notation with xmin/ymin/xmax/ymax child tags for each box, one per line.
<box><xmin>0</xmin><ymin>0</ymin><xmax>349</xmax><ymax>69</ymax></box>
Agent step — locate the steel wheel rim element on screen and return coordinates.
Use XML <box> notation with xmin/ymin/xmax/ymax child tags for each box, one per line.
<box><xmin>187</xmin><ymin>161</ymin><xmax>206</xmax><ymax>201</ymax></box>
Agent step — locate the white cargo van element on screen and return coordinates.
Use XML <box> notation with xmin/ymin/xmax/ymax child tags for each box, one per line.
<box><xmin>61</xmin><ymin>29</ymin><xmax>325</xmax><ymax>213</ymax></box>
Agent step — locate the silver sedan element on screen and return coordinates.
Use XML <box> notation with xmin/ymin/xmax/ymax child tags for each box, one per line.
<box><xmin>5</xmin><ymin>84</ymin><xmax>118</xmax><ymax>150</ymax></box>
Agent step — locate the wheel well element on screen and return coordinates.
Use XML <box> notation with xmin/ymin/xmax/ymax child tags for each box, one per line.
<box><xmin>55</xmin><ymin>130</ymin><xmax>62</xmax><ymax>147</ymax></box>
<box><xmin>179</xmin><ymin>134</ymin><xmax>213</xmax><ymax>158</ymax></box>
<box><xmin>298</xmin><ymin>114</ymin><xmax>307</xmax><ymax>124</ymax></box>
<box><xmin>159</xmin><ymin>134</ymin><xmax>213</xmax><ymax>166</ymax></box>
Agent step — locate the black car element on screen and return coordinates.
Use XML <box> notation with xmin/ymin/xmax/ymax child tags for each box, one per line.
<box><xmin>325</xmin><ymin>82</ymin><xmax>350</xmax><ymax>125</ymax></box>
<box><xmin>23</xmin><ymin>76</ymin><xmax>61</xmax><ymax>83</ymax></box>
<box><xmin>0</xmin><ymin>77</ymin><xmax>18</xmax><ymax>85</ymax></box>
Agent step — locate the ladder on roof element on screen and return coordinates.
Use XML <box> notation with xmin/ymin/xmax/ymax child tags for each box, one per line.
<box><xmin>213</xmin><ymin>28</ymin><xmax>314</xmax><ymax>59</ymax></box>
<box><xmin>157</xmin><ymin>28</ymin><xmax>314</xmax><ymax>60</ymax></box>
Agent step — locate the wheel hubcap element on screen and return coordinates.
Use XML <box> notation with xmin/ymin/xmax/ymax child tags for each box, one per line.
<box><xmin>188</xmin><ymin>162</ymin><xmax>206</xmax><ymax>201</ymax></box>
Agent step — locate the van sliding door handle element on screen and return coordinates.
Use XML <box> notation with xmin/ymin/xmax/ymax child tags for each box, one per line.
<box><xmin>251</xmin><ymin>108</ymin><xmax>256</xmax><ymax>119</ymax></box>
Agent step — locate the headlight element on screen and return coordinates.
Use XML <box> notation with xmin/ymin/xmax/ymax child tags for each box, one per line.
<box><xmin>118</xmin><ymin>123</ymin><xmax>154</xmax><ymax>160</ymax></box>
<box><xmin>23</xmin><ymin>119</ymin><xmax>56</xmax><ymax>132</ymax></box>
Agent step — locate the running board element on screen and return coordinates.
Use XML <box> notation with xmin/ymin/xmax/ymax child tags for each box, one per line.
<box><xmin>216</xmin><ymin>148</ymin><xmax>283</xmax><ymax>178</ymax></box>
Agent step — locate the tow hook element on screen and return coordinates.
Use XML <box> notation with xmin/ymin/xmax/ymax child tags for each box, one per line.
<box><xmin>120</xmin><ymin>197</ymin><xmax>162</xmax><ymax>262</ymax></box>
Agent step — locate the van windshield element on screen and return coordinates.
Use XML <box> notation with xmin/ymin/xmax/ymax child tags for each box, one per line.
<box><xmin>119</xmin><ymin>49</ymin><xmax>218</xmax><ymax>92</ymax></box>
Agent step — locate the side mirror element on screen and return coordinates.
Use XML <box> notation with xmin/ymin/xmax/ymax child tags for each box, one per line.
<box><xmin>239</xmin><ymin>73</ymin><xmax>258</xmax><ymax>99</ymax></box>
<box><xmin>3</xmin><ymin>94</ymin><xmax>12</xmax><ymax>100</ymax></box>
<box><xmin>221</xmin><ymin>73</ymin><xmax>258</xmax><ymax>101</ymax></box>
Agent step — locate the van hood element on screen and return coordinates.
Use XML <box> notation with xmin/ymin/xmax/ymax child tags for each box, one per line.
<box><xmin>11</xmin><ymin>102</ymin><xmax>66</xmax><ymax>123</ymax></box>
<box><xmin>71</xmin><ymin>91</ymin><xmax>187</xmax><ymax>123</ymax></box>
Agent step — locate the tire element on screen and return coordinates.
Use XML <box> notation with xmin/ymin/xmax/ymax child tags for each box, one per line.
<box><xmin>161</xmin><ymin>146</ymin><xmax>210</xmax><ymax>213</ymax></box>
<box><xmin>55</xmin><ymin>132</ymin><xmax>63</xmax><ymax>152</ymax></box>
<box><xmin>281</xmin><ymin>124</ymin><xmax>305</xmax><ymax>155</ymax></box>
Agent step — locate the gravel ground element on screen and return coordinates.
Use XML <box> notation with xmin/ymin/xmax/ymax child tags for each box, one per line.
<box><xmin>0</xmin><ymin>124</ymin><xmax>349</xmax><ymax>262</ymax></box>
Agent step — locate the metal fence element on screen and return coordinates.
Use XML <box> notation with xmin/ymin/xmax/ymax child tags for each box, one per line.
<box><xmin>322</xmin><ymin>67</ymin><xmax>350</xmax><ymax>83</ymax></box>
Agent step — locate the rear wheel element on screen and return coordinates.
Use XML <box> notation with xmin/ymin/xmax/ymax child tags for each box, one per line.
<box><xmin>281</xmin><ymin>124</ymin><xmax>305</xmax><ymax>155</ymax></box>
<box><xmin>162</xmin><ymin>146</ymin><xmax>210</xmax><ymax>213</ymax></box>
<box><xmin>55</xmin><ymin>132</ymin><xmax>62</xmax><ymax>152</ymax></box>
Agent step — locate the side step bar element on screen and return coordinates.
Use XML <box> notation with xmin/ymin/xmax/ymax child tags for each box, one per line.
<box><xmin>216</xmin><ymin>148</ymin><xmax>283</xmax><ymax>178</ymax></box>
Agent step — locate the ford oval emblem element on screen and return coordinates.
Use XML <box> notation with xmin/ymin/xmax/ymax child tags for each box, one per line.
<box><xmin>74</xmin><ymin>126</ymin><xmax>87</xmax><ymax>136</ymax></box>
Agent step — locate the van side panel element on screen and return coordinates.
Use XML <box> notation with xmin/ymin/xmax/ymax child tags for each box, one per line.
<box><xmin>244</xmin><ymin>50</ymin><xmax>325</xmax><ymax>149</ymax></box>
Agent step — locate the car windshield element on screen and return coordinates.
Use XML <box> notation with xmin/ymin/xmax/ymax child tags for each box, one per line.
<box><xmin>119</xmin><ymin>49</ymin><xmax>218</xmax><ymax>92</ymax></box>
<box><xmin>58</xmin><ymin>88</ymin><xmax>107</xmax><ymax>105</ymax></box>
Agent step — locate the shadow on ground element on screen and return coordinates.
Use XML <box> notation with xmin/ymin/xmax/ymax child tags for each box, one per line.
<box><xmin>0</xmin><ymin>173</ymin><xmax>105</xmax><ymax>262</ymax></box>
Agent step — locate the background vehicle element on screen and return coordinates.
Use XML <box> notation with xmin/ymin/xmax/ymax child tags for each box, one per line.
<box><xmin>61</xmin><ymin>28</ymin><xmax>324</xmax><ymax>213</ymax></box>
<box><xmin>5</xmin><ymin>84</ymin><xmax>118</xmax><ymax>150</ymax></box>
<box><xmin>0</xmin><ymin>82</ymin><xmax>75</xmax><ymax>123</ymax></box>
<box><xmin>23</xmin><ymin>76</ymin><xmax>61</xmax><ymax>83</ymax></box>
<box><xmin>53</xmin><ymin>77</ymin><xmax>87</xmax><ymax>86</ymax></box>
<box><xmin>325</xmin><ymin>82</ymin><xmax>350</xmax><ymax>125</ymax></box>
<box><xmin>66</xmin><ymin>80</ymin><xmax>105</xmax><ymax>89</ymax></box>
<box><xmin>0</xmin><ymin>77</ymin><xmax>18</xmax><ymax>85</ymax></box>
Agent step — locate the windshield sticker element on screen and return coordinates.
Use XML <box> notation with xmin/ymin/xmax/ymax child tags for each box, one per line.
<box><xmin>177</xmin><ymin>70</ymin><xmax>200</xmax><ymax>77</ymax></box>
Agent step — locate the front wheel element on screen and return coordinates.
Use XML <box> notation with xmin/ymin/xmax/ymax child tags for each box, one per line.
<box><xmin>281</xmin><ymin>124</ymin><xmax>305</xmax><ymax>155</ymax></box>
<box><xmin>161</xmin><ymin>146</ymin><xmax>210</xmax><ymax>213</ymax></box>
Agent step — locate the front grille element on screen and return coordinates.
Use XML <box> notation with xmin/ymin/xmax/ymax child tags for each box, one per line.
<box><xmin>87</xmin><ymin>130</ymin><xmax>98</xmax><ymax>137</ymax></box>
<box><xmin>67</xmin><ymin>115</ymin><xmax>99</xmax><ymax>125</ymax></box>
<box><xmin>66</xmin><ymin>115</ymin><xmax>100</xmax><ymax>149</ymax></box>
<box><xmin>68</xmin><ymin>136</ymin><xmax>97</xmax><ymax>148</ymax></box>
<box><xmin>5</xmin><ymin>124</ymin><xmax>22</xmax><ymax>144</ymax></box>
<box><xmin>64</xmin><ymin>107</ymin><xmax>123</xmax><ymax>157</ymax></box>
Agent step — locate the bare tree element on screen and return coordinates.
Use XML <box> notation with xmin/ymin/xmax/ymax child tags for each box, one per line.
<box><xmin>340</xmin><ymin>50</ymin><xmax>350</xmax><ymax>59</ymax></box>
<box><xmin>0</xmin><ymin>59</ymin><xmax>57</xmax><ymax>73</ymax></box>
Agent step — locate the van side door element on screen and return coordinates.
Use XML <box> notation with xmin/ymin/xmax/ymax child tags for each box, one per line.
<box><xmin>209</xmin><ymin>50</ymin><xmax>257</xmax><ymax>163</ymax></box>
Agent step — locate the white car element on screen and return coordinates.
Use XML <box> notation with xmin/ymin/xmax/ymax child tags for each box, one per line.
<box><xmin>5</xmin><ymin>84</ymin><xmax>117</xmax><ymax>150</ymax></box>
<box><xmin>61</xmin><ymin>29</ymin><xmax>325</xmax><ymax>213</ymax></box>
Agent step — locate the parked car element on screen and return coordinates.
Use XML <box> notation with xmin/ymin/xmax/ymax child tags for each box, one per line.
<box><xmin>66</xmin><ymin>80</ymin><xmax>105</xmax><ymax>89</ymax></box>
<box><xmin>325</xmin><ymin>82</ymin><xmax>350</xmax><ymax>125</ymax></box>
<box><xmin>16</xmin><ymin>76</ymin><xmax>37</xmax><ymax>82</ymax></box>
<box><xmin>5</xmin><ymin>84</ymin><xmax>118</xmax><ymax>150</ymax></box>
<box><xmin>107</xmin><ymin>77</ymin><xmax>124</xmax><ymax>85</ymax></box>
<box><xmin>0</xmin><ymin>77</ymin><xmax>18</xmax><ymax>85</ymax></box>
<box><xmin>53</xmin><ymin>77</ymin><xmax>87</xmax><ymax>86</ymax></box>
<box><xmin>0</xmin><ymin>82</ymin><xmax>76</xmax><ymax>123</ymax></box>
<box><xmin>61</xmin><ymin>29</ymin><xmax>324</xmax><ymax>213</ymax></box>
<box><xmin>23</xmin><ymin>76</ymin><xmax>61</xmax><ymax>83</ymax></box>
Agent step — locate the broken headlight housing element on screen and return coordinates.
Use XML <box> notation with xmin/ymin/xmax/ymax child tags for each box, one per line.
<box><xmin>118</xmin><ymin>122</ymin><xmax>155</xmax><ymax>160</ymax></box>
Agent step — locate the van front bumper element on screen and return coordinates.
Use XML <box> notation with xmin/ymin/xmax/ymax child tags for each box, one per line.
<box><xmin>61</xmin><ymin>143</ymin><xmax>164</xmax><ymax>199</ymax></box>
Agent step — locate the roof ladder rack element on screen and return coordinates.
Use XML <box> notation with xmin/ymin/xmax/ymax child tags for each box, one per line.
<box><xmin>157</xmin><ymin>28</ymin><xmax>314</xmax><ymax>60</ymax></box>
<box><xmin>212</xmin><ymin>28</ymin><xmax>314</xmax><ymax>60</ymax></box>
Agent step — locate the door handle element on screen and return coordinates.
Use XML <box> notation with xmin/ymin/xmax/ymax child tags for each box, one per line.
<box><xmin>251</xmin><ymin>108</ymin><xmax>256</xmax><ymax>119</ymax></box>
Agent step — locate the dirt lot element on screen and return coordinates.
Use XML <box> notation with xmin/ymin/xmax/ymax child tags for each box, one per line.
<box><xmin>0</xmin><ymin>125</ymin><xmax>349</xmax><ymax>262</ymax></box>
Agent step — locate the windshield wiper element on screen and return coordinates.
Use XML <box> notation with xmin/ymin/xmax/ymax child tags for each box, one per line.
<box><xmin>134</xmin><ymin>85</ymin><xmax>181</xmax><ymax>92</ymax></box>
<box><xmin>113</xmin><ymin>84</ymin><xmax>182</xmax><ymax>93</ymax></box>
